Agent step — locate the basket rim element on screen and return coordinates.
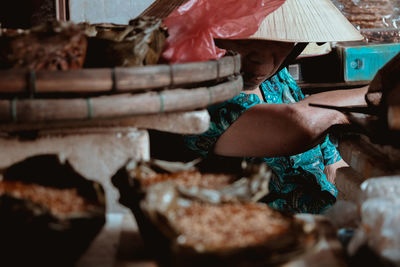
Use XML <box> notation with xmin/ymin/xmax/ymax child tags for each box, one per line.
<box><xmin>0</xmin><ymin>54</ymin><xmax>241</xmax><ymax>97</ymax></box>
<box><xmin>0</xmin><ymin>75</ymin><xmax>243</xmax><ymax>124</ymax></box>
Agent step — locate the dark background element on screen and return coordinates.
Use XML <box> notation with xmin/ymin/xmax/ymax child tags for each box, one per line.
<box><xmin>0</xmin><ymin>0</ymin><xmax>56</xmax><ymax>29</ymax></box>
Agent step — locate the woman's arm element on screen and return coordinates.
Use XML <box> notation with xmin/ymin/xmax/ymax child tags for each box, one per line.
<box><xmin>213</xmin><ymin>86</ymin><xmax>368</xmax><ymax>158</ymax></box>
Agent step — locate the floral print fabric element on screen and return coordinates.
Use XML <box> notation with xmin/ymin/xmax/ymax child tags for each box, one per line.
<box><xmin>184</xmin><ymin>68</ymin><xmax>341</xmax><ymax>214</ymax></box>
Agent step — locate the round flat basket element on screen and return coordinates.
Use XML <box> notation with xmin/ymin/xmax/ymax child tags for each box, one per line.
<box><xmin>0</xmin><ymin>54</ymin><xmax>241</xmax><ymax>96</ymax></box>
<box><xmin>0</xmin><ymin>75</ymin><xmax>243</xmax><ymax>124</ymax></box>
<box><xmin>0</xmin><ymin>53</ymin><xmax>242</xmax><ymax>125</ymax></box>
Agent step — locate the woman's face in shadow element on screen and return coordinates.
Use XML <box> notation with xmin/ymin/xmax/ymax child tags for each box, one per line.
<box><xmin>215</xmin><ymin>39</ymin><xmax>295</xmax><ymax>90</ymax></box>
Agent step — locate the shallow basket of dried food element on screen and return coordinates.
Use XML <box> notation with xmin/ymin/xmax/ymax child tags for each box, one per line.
<box><xmin>0</xmin><ymin>17</ymin><xmax>241</xmax><ymax>96</ymax></box>
<box><xmin>0</xmin><ymin>18</ymin><xmax>242</xmax><ymax>127</ymax></box>
<box><xmin>361</xmin><ymin>28</ymin><xmax>400</xmax><ymax>43</ymax></box>
<box><xmin>83</xmin><ymin>17</ymin><xmax>168</xmax><ymax>68</ymax></box>
<box><xmin>112</xmin><ymin>159</ymin><xmax>319</xmax><ymax>266</ymax></box>
<box><xmin>0</xmin><ymin>154</ymin><xmax>106</xmax><ymax>266</ymax></box>
<box><xmin>0</xmin><ymin>21</ymin><xmax>87</xmax><ymax>71</ymax></box>
<box><xmin>0</xmin><ymin>53</ymin><xmax>241</xmax><ymax>97</ymax></box>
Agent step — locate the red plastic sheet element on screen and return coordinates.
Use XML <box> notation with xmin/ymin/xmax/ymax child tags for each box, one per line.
<box><xmin>162</xmin><ymin>0</ymin><xmax>286</xmax><ymax>63</ymax></box>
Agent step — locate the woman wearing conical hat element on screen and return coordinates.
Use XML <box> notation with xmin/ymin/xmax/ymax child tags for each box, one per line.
<box><xmin>144</xmin><ymin>0</ymin><xmax>367</xmax><ymax>213</ymax></box>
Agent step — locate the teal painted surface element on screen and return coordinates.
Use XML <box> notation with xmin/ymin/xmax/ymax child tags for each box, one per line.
<box><xmin>343</xmin><ymin>43</ymin><xmax>400</xmax><ymax>82</ymax></box>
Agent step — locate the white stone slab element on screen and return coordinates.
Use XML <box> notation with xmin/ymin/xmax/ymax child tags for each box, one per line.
<box><xmin>0</xmin><ymin>127</ymin><xmax>150</xmax><ymax>213</ymax></box>
<box><xmin>0</xmin><ymin>110</ymin><xmax>211</xmax><ymax>135</ymax></box>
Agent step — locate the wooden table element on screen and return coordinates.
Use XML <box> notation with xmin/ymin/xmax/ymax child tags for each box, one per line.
<box><xmin>76</xmin><ymin>213</ymin><xmax>157</xmax><ymax>267</ymax></box>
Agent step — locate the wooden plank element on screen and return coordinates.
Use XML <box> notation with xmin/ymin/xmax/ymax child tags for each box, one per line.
<box><xmin>55</xmin><ymin>0</ymin><xmax>68</xmax><ymax>21</ymax></box>
<box><xmin>299</xmin><ymin>81</ymin><xmax>369</xmax><ymax>95</ymax></box>
<box><xmin>339</xmin><ymin>137</ymin><xmax>400</xmax><ymax>179</ymax></box>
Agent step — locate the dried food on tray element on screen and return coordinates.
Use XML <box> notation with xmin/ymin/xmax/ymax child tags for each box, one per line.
<box><xmin>84</xmin><ymin>16</ymin><xmax>168</xmax><ymax>67</ymax></box>
<box><xmin>0</xmin><ymin>21</ymin><xmax>87</xmax><ymax>70</ymax></box>
<box><xmin>361</xmin><ymin>28</ymin><xmax>400</xmax><ymax>43</ymax></box>
<box><xmin>140</xmin><ymin>183</ymin><xmax>313</xmax><ymax>267</ymax></box>
<box><xmin>112</xmin><ymin>159</ymin><xmax>320</xmax><ymax>266</ymax></box>
<box><xmin>333</xmin><ymin>0</ymin><xmax>400</xmax><ymax>43</ymax></box>
<box><xmin>0</xmin><ymin>16</ymin><xmax>166</xmax><ymax>70</ymax></box>
<box><xmin>0</xmin><ymin>180</ymin><xmax>99</xmax><ymax>216</ymax></box>
<box><xmin>155</xmin><ymin>202</ymin><xmax>291</xmax><ymax>251</ymax></box>
<box><xmin>112</xmin><ymin>159</ymin><xmax>272</xmax><ymax>205</ymax></box>
<box><xmin>333</xmin><ymin>0</ymin><xmax>398</xmax><ymax>29</ymax></box>
<box><xmin>0</xmin><ymin>154</ymin><xmax>106</xmax><ymax>266</ymax></box>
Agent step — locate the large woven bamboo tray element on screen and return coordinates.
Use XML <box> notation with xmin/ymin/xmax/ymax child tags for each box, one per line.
<box><xmin>0</xmin><ymin>54</ymin><xmax>240</xmax><ymax>96</ymax></box>
<box><xmin>0</xmin><ymin>75</ymin><xmax>242</xmax><ymax>123</ymax></box>
<box><xmin>0</xmin><ymin>53</ymin><xmax>242</xmax><ymax>125</ymax></box>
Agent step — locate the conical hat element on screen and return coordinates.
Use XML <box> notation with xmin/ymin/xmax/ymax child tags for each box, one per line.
<box><xmin>250</xmin><ymin>0</ymin><xmax>363</xmax><ymax>42</ymax></box>
<box><xmin>141</xmin><ymin>0</ymin><xmax>363</xmax><ymax>42</ymax></box>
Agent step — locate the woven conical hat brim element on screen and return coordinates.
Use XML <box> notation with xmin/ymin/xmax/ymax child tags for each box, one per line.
<box><xmin>141</xmin><ymin>0</ymin><xmax>363</xmax><ymax>42</ymax></box>
<box><xmin>249</xmin><ymin>0</ymin><xmax>363</xmax><ymax>42</ymax></box>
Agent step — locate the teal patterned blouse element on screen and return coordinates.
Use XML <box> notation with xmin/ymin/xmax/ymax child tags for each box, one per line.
<box><xmin>184</xmin><ymin>68</ymin><xmax>341</xmax><ymax>214</ymax></box>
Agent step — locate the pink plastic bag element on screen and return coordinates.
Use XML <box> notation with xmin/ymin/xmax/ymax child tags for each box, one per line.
<box><xmin>162</xmin><ymin>0</ymin><xmax>286</xmax><ymax>63</ymax></box>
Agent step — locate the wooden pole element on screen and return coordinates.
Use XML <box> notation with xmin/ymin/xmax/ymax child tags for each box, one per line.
<box><xmin>55</xmin><ymin>0</ymin><xmax>67</xmax><ymax>21</ymax></box>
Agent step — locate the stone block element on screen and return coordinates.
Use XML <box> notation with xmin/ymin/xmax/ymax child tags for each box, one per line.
<box><xmin>0</xmin><ymin>127</ymin><xmax>150</xmax><ymax>213</ymax></box>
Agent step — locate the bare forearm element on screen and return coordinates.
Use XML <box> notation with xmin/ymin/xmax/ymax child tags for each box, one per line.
<box><xmin>301</xmin><ymin>86</ymin><xmax>368</xmax><ymax>106</ymax></box>
<box><xmin>214</xmin><ymin>86</ymin><xmax>369</xmax><ymax>158</ymax></box>
<box><xmin>214</xmin><ymin>103</ymin><xmax>315</xmax><ymax>157</ymax></box>
<box><xmin>294</xmin><ymin>86</ymin><xmax>369</xmax><ymax>139</ymax></box>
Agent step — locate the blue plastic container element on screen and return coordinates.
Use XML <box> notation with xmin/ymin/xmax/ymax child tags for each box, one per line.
<box><xmin>337</xmin><ymin>42</ymin><xmax>400</xmax><ymax>82</ymax></box>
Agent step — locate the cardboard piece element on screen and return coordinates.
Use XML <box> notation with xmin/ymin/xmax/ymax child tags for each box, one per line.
<box><xmin>69</xmin><ymin>0</ymin><xmax>155</xmax><ymax>24</ymax></box>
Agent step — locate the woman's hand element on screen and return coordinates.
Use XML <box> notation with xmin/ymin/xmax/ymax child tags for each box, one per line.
<box><xmin>324</xmin><ymin>159</ymin><xmax>348</xmax><ymax>185</ymax></box>
<box><xmin>367</xmin><ymin>52</ymin><xmax>400</xmax><ymax>107</ymax></box>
